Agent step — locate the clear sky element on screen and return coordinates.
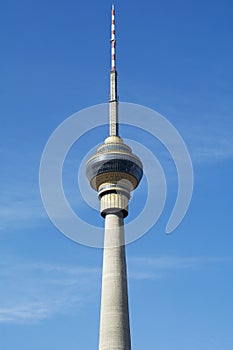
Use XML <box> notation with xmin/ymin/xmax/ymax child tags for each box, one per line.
<box><xmin>1</xmin><ymin>0</ymin><xmax>233</xmax><ymax>349</ymax></box>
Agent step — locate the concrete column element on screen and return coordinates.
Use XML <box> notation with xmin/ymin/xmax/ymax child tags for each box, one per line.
<box><xmin>109</xmin><ymin>70</ymin><xmax>118</xmax><ymax>136</ymax></box>
<box><xmin>98</xmin><ymin>213</ymin><xmax>131</xmax><ymax>350</ymax></box>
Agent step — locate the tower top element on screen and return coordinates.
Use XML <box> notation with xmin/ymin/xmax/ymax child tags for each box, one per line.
<box><xmin>109</xmin><ymin>4</ymin><xmax>118</xmax><ymax>136</ymax></box>
<box><xmin>86</xmin><ymin>5</ymin><xmax>143</xmax><ymax>204</ymax></box>
<box><xmin>111</xmin><ymin>4</ymin><xmax>116</xmax><ymax>71</ymax></box>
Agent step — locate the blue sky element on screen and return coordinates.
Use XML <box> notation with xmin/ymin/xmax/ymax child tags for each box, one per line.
<box><xmin>1</xmin><ymin>0</ymin><xmax>233</xmax><ymax>349</ymax></box>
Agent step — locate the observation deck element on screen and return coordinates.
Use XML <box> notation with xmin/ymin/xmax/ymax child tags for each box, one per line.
<box><xmin>86</xmin><ymin>135</ymin><xmax>143</xmax><ymax>192</ymax></box>
<box><xmin>86</xmin><ymin>135</ymin><xmax>143</xmax><ymax>217</ymax></box>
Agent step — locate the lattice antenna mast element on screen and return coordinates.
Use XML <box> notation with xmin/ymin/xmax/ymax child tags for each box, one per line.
<box><xmin>109</xmin><ymin>4</ymin><xmax>119</xmax><ymax>136</ymax></box>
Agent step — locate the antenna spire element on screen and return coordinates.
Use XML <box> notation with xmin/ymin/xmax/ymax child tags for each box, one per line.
<box><xmin>111</xmin><ymin>4</ymin><xmax>116</xmax><ymax>71</ymax></box>
<box><xmin>109</xmin><ymin>4</ymin><xmax>118</xmax><ymax>136</ymax></box>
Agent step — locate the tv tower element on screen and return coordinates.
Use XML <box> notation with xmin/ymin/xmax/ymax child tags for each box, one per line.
<box><xmin>86</xmin><ymin>5</ymin><xmax>143</xmax><ymax>350</ymax></box>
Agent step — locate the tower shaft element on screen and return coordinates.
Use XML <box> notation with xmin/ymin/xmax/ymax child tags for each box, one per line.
<box><xmin>99</xmin><ymin>213</ymin><xmax>131</xmax><ymax>350</ymax></box>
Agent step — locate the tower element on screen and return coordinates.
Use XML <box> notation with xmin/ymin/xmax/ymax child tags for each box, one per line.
<box><xmin>86</xmin><ymin>5</ymin><xmax>143</xmax><ymax>350</ymax></box>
